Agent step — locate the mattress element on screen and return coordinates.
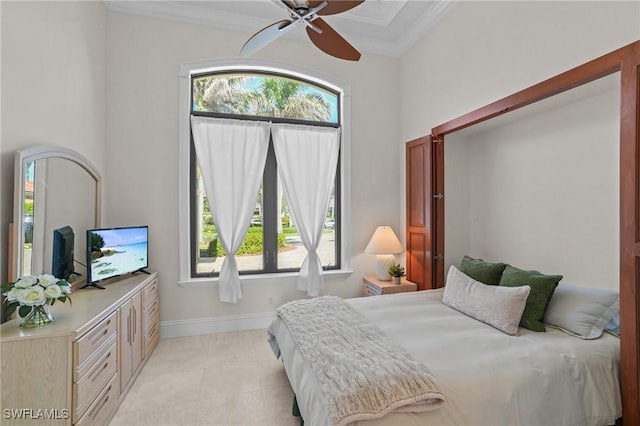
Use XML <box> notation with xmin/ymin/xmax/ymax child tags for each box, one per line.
<box><xmin>268</xmin><ymin>289</ymin><xmax>621</xmax><ymax>426</ymax></box>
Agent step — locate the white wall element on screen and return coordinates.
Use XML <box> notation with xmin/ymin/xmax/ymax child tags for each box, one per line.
<box><xmin>445</xmin><ymin>81</ymin><xmax>620</xmax><ymax>289</ymax></box>
<box><xmin>0</xmin><ymin>1</ymin><xmax>107</xmax><ymax>288</ymax></box>
<box><xmin>105</xmin><ymin>12</ymin><xmax>402</xmax><ymax>333</ymax></box>
<box><xmin>399</xmin><ymin>1</ymin><xmax>639</xmax><ymax>286</ymax></box>
<box><xmin>400</xmin><ymin>1</ymin><xmax>639</xmax><ymax>139</ymax></box>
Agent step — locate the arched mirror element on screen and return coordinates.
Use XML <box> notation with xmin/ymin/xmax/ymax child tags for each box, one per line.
<box><xmin>12</xmin><ymin>146</ymin><xmax>101</xmax><ymax>283</ymax></box>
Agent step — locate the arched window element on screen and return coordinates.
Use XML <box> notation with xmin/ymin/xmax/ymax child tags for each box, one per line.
<box><xmin>181</xmin><ymin>65</ymin><xmax>348</xmax><ymax>281</ymax></box>
<box><xmin>192</xmin><ymin>72</ymin><xmax>339</xmax><ymax>124</ymax></box>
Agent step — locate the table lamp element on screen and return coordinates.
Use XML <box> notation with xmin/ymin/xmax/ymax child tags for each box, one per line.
<box><xmin>365</xmin><ymin>226</ymin><xmax>404</xmax><ymax>281</ymax></box>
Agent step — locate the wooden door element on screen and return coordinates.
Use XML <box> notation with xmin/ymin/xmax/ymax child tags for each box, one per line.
<box><xmin>118</xmin><ymin>293</ymin><xmax>143</xmax><ymax>394</ymax></box>
<box><xmin>406</xmin><ymin>136</ymin><xmax>434</xmax><ymax>290</ymax></box>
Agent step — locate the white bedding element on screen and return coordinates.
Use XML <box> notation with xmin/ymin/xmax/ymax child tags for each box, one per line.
<box><xmin>268</xmin><ymin>289</ymin><xmax>621</xmax><ymax>426</ymax></box>
<box><xmin>272</xmin><ymin>295</ymin><xmax>445</xmax><ymax>425</ymax></box>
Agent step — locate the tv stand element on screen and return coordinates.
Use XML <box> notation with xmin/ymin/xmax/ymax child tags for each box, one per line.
<box><xmin>80</xmin><ymin>282</ymin><xmax>106</xmax><ymax>290</ymax></box>
<box><xmin>137</xmin><ymin>269</ymin><xmax>151</xmax><ymax>275</ymax></box>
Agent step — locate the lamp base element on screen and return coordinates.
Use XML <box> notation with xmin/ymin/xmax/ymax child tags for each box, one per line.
<box><xmin>374</xmin><ymin>254</ymin><xmax>394</xmax><ymax>281</ymax></box>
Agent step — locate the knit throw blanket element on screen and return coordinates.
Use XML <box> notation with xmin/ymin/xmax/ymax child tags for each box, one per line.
<box><xmin>275</xmin><ymin>296</ymin><xmax>446</xmax><ymax>426</ymax></box>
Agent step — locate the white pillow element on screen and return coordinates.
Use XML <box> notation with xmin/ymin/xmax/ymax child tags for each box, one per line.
<box><xmin>605</xmin><ymin>313</ymin><xmax>620</xmax><ymax>337</ymax></box>
<box><xmin>443</xmin><ymin>266</ymin><xmax>531</xmax><ymax>335</ymax></box>
<box><xmin>543</xmin><ymin>283</ymin><xmax>619</xmax><ymax>339</ymax></box>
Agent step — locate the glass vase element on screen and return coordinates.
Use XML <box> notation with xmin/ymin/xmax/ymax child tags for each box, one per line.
<box><xmin>19</xmin><ymin>305</ymin><xmax>54</xmax><ymax>328</ymax></box>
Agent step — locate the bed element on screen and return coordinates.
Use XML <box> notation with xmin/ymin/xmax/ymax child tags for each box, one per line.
<box><xmin>268</xmin><ymin>286</ymin><xmax>621</xmax><ymax>426</ymax></box>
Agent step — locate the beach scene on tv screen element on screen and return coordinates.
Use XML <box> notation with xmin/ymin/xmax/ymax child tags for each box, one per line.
<box><xmin>90</xmin><ymin>228</ymin><xmax>147</xmax><ymax>281</ymax></box>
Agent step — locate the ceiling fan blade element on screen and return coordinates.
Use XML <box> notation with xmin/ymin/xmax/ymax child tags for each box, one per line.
<box><xmin>280</xmin><ymin>0</ymin><xmax>297</xmax><ymax>11</ymax></box>
<box><xmin>306</xmin><ymin>17</ymin><xmax>361</xmax><ymax>61</ymax></box>
<box><xmin>240</xmin><ymin>19</ymin><xmax>296</xmax><ymax>57</ymax></box>
<box><xmin>309</xmin><ymin>0</ymin><xmax>364</xmax><ymax>16</ymax></box>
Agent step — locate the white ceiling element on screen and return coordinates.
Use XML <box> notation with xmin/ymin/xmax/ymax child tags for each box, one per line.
<box><xmin>104</xmin><ymin>0</ymin><xmax>456</xmax><ymax>58</ymax></box>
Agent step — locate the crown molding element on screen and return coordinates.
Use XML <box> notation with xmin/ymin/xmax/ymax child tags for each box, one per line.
<box><xmin>103</xmin><ymin>1</ymin><xmax>455</xmax><ymax>58</ymax></box>
<box><xmin>351</xmin><ymin>1</ymin><xmax>455</xmax><ymax>58</ymax></box>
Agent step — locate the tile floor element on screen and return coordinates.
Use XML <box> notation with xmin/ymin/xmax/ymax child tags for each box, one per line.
<box><xmin>109</xmin><ymin>329</ymin><xmax>299</xmax><ymax>426</ymax></box>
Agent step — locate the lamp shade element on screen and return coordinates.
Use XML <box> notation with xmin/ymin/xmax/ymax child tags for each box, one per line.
<box><xmin>365</xmin><ymin>226</ymin><xmax>403</xmax><ymax>254</ymax></box>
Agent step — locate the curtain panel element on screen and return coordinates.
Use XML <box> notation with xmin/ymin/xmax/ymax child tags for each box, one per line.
<box><xmin>271</xmin><ymin>123</ymin><xmax>341</xmax><ymax>297</ymax></box>
<box><xmin>190</xmin><ymin>116</ymin><xmax>270</xmax><ymax>303</ymax></box>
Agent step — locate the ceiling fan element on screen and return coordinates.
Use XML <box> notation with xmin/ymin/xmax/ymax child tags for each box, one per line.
<box><xmin>240</xmin><ymin>0</ymin><xmax>365</xmax><ymax>61</ymax></box>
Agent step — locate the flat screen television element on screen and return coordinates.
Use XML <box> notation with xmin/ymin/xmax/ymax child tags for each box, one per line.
<box><xmin>52</xmin><ymin>225</ymin><xmax>75</xmax><ymax>281</ymax></box>
<box><xmin>85</xmin><ymin>226</ymin><xmax>148</xmax><ymax>289</ymax></box>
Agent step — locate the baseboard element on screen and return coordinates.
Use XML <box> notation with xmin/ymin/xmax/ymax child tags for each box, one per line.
<box><xmin>159</xmin><ymin>311</ymin><xmax>276</xmax><ymax>338</ymax></box>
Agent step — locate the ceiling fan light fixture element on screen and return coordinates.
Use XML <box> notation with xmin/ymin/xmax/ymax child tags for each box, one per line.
<box><xmin>240</xmin><ymin>0</ymin><xmax>364</xmax><ymax>61</ymax></box>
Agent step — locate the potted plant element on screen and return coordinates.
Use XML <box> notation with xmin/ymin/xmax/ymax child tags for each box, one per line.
<box><xmin>388</xmin><ymin>264</ymin><xmax>405</xmax><ymax>284</ymax></box>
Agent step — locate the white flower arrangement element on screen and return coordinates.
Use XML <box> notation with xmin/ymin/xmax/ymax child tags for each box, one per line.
<box><xmin>2</xmin><ymin>274</ymin><xmax>72</xmax><ymax>319</ymax></box>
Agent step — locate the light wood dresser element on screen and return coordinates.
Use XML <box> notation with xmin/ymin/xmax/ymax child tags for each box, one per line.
<box><xmin>1</xmin><ymin>272</ymin><xmax>159</xmax><ymax>425</ymax></box>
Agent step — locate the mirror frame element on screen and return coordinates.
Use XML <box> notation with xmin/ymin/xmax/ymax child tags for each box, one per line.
<box><xmin>11</xmin><ymin>145</ymin><xmax>102</xmax><ymax>282</ymax></box>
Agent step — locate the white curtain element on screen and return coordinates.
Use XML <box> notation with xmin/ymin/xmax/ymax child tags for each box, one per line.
<box><xmin>190</xmin><ymin>116</ymin><xmax>270</xmax><ymax>303</ymax></box>
<box><xmin>271</xmin><ymin>123</ymin><xmax>340</xmax><ymax>297</ymax></box>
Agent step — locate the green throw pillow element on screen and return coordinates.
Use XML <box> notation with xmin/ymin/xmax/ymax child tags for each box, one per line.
<box><xmin>499</xmin><ymin>265</ymin><xmax>562</xmax><ymax>332</ymax></box>
<box><xmin>459</xmin><ymin>255</ymin><xmax>507</xmax><ymax>285</ymax></box>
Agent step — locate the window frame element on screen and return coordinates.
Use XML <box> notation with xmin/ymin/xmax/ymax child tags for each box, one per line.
<box><xmin>178</xmin><ymin>59</ymin><xmax>352</xmax><ymax>287</ymax></box>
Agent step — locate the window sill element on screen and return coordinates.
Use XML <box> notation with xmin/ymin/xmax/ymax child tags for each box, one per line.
<box><xmin>178</xmin><ymin>269</ymin><xmax>353</xmax><ymax>288</ymax></box>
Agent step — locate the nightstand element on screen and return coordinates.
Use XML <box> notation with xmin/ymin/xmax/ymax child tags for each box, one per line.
<box><xmin>362</xmin><ymin>275</ymin><xmax>418</xmax><ymax>296</ymax></box>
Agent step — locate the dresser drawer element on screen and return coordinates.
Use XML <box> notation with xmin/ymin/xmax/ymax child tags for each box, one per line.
<box><xmin>75</xmin><ymin>374</ymin><xmax>119</xmax><ymax>426</ymax></box>
<box><xmin>74</xmin><ymin>311</ymin><xmax>117</xmax><ymax>369</ymax></box>
<box><xmin>363</xmin><ymin>281</ymin><xmax>382</xmax><ymax>296</ymax></box>
<box><xmin>144</xmin><ymin>320</ymin><xmax>159</xmax><ymax>358</ymax></box>
<box><xmin>73</xmin><ymin>342</ymin><xmax>117</xmax><ymax>422</ymax></box>
<box><xmin>143</xmin><ymin>278</ymin><xmax>159</xmax><ymax>305</ymax></box>
<box><xmin>74</xmin><ymin>334</ymin><xmax>116</xmax><ymax>381</ymax></box>
<box><xmin>144</xmin><ymin>297</ymin><xmax>159</xmax><ymax>327</ymax></box>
